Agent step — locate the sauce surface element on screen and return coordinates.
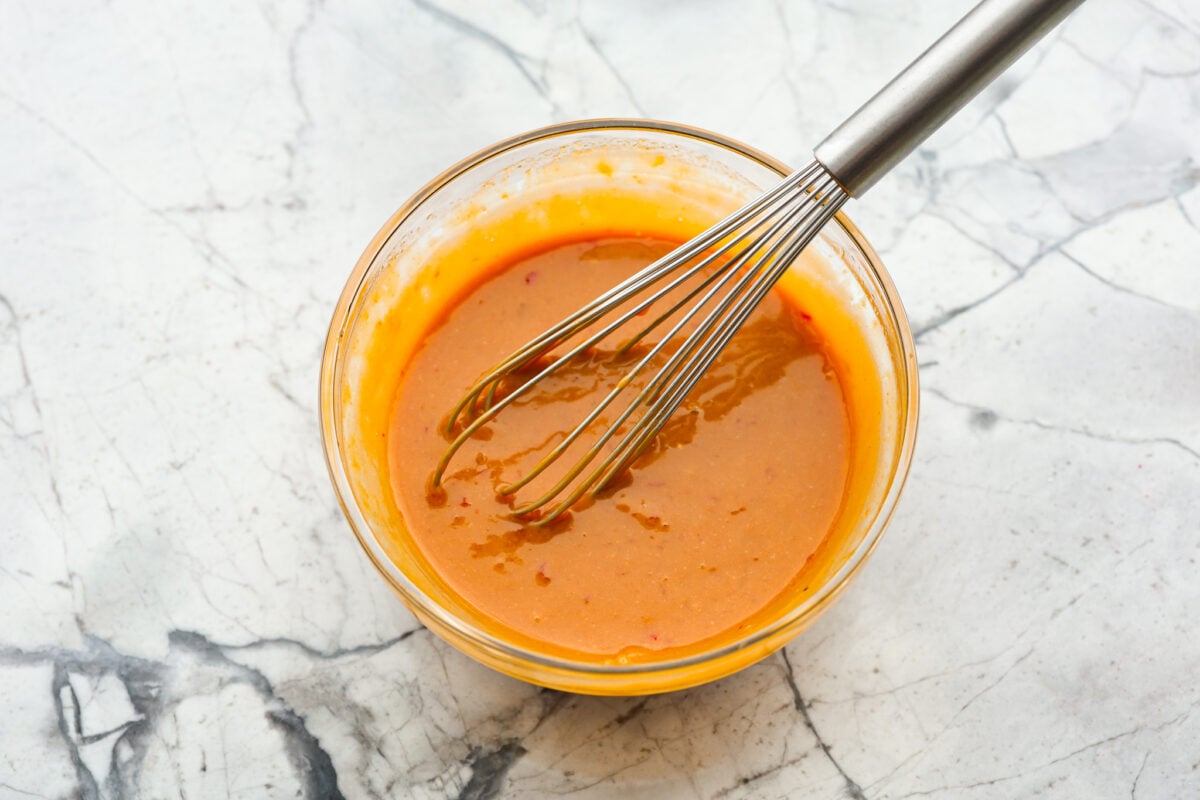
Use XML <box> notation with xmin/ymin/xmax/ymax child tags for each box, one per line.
<box><xmin>387</xmin><ymin>236</ymin><xmax>852</xmax><ymax>660</ymax></box>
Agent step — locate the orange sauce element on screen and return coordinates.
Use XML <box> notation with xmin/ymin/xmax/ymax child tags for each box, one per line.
<box><xmin>385</xmin><ymin>234</ymin><xmax>855</xmax><ymax>662</ymax></box>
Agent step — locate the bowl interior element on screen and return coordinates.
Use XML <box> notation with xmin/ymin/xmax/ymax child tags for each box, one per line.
<box><xmin>320</xmin><ymin>120</ymin><xmax>917</xmax><ymax>693</ymax></box>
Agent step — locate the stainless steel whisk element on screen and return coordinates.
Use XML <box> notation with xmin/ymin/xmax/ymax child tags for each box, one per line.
<box><xmin>433</xmin><ymin>0</ymin><xmax>1084</xmax><ymax>523</ymax></box>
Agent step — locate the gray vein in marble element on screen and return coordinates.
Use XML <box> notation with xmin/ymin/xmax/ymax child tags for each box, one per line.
<box><xmin>812</xmin><ymin>0</ymin><xmax>858</xmax><ymax>18</ymax></box>
<box><xmin>410</xmin><ymin>0</ymin><xmax>550</xmax><ymax>101</ymax></box>
<box><xmin>926</xmin><ymin>386</ymin><xmax>1200</xmax><ymax>463</ymax></box>
<box><xmin>221</xmin><ymin>628</ymin><xmax>423</xmax><ymax>661</ymax></box>
<box><xmin>1138</xmin><ymin>0</ymin><xmax>1200</xmax><ymax>39</ymax></box>
<box><xmin>1058</xmin><ymin>250</ymin><xmax>1192</xmax><ymax>313</ymax></box>
<box><xmin>0</xmin><ymin>629</ymin><xmax>392</xmax><ymax>799</ymax></box>
<box><xmin>913</xmin><ymin>152</ymin><xmax>1199</xmax><ymax>336</ymax></box>
<box><xmin>781</xmin><ymin>649</ymin><xmax>865</xmax><ymax>800</ymax></box>
<box><xmin>912</xmin><ymin>268</ymin><xmax>1028</xmax><ymax>340</ymax></box>
<box><xmin>860</xmin><ymin>655</ymin><xmax>1045</xmax><ymax>796</ymax></box>
<box><xmin>0</xmin><ymin>293</ymin><xmax>54</xmax><ymax>486</ymax></box>
<box><xmin>0</xmin><ymin>91</ymin><xmax>254</xmax><ymax>298</ymax></box>
<box><xmin>284</xmin><ymin>0</ymin><xmax>318</xmax><ymax>188</ymax></box>
<box><xmin>578</xmin><ymin>24</ymin><xmax>647</xmax><ymax>117</ymax></box>
<box><xmin>770</xmin><ymin>0</ymin><xmax>815</xmax><ymax>130</ymax></box>
<box><xmin>456</xmin><ymin>740</ymin><xmax>527</xmax><ymax>800</ymax></box>
<box><xmin>889</xmin><ymin>712</ymin><xmax>1186</xmax><ymax>800</ymax></box>
<box><xmin>0</xmin><ymin>288</ymin><xmax>81</xmax><ymax>634</ymax></box>
<box><xmin>808</xmin><ymin>640</ymin><xmax>1019</xmax><ymax>710</ymax></box>
<box><xmin>1129</xmin><ymin>751</ymin><xmax>1151</xmax><ymax>799</ymax></box>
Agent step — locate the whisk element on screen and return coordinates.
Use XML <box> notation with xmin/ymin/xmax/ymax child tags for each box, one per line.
<box><xmin>433</xmin><ymin>0</ymin><xmax>1084</xmax><ymax>523</ymax></box>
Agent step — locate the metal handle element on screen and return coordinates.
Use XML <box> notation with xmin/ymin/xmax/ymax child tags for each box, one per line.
<box><xmin>814</xmin><ymin>0</ymin><xmax>1086</xmax><ymax>197</ymax></box>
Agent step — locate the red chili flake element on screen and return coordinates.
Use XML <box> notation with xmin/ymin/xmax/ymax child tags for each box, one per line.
<box><xmin>800</xmin><ymin>311</ymin><xmax>813</xmax><ymax>321</ymax></box>
<box><xmin>648</xmin><ymin>633</ymin><xmax>659</xmax><ymax>641</ymax></box>
<box><xmin>524</xmin><ymin>271</ymin><xmax>538</xmax><ymax>285</ymax></box>
<box><xmin>460</xmin><ymin>497</ymin><xmax>471</xmax><ymax>507</ymax></box>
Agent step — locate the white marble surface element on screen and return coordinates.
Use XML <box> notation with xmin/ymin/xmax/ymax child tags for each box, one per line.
<box><xmin>2</xmin><ymin>0</ymin><xmax>1198</xmax><ymax>797</ymax></box>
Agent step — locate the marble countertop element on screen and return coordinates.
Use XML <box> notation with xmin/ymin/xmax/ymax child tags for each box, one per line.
<box><xmin>3</xmin><ymin>0</ymin><xmax>1198</xmax><ymax>797</ymax></box>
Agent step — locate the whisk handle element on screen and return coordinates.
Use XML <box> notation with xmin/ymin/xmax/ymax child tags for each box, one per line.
<box><xmin>814</xmin><ymin>0</ymin><xmax>1085</xmax><ymax>197</ymax></box>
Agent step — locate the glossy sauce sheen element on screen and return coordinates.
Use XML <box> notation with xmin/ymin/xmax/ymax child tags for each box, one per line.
<box><xmin>388</xmin><ymin>238</ymin><xmax>851</xmax><ymax>660</ymax></box>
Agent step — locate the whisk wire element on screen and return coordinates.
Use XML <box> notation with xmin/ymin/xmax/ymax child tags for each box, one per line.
<box><xmin>433</xmin><ymin>162</ymin><xmax>849</xmax><ymax>523</ymax></box>
<box><xmin>507</xmin><ymin>168</ymin><xmax>849</xmax><ymax>523</ymax></box>
<box><xmin>532</xmin><ymin>177</ymin><xmax>849</xmax><ymax>522</ymax></box>
<box><xmin>448</xmin><ymin>165</ymin><xmax>817</xmax><ymax>417</ymax></box>
<box><xmin>435</xmin><ymin>228</ymin><xmax>757</xmax><ymax>490</ymax></box>
<box><xmin>432</xmin><ymin>165</ymin><xmax>823</xmax><ymax>489</ymax></box>
<box><xmin>498</xmin><ymin>226</ymin><xmax>780</xmax><ymax>505</ymax></box>
<box><xmin>605</xmin><ymin>180</ymin><xmax>849</xmax><ymax>477</ymax></box>
<box><xmin>502</xmin><ymin>171</ymin><xmax>838</xmax><ymax>515</ymax></box>
<box><xmin>611</xmin><ymin>163</ymin><xmax>827</xmax><ymax>355</ymax></box>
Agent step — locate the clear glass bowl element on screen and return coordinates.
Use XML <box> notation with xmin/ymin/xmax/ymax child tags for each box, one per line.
<box><xmin>319</xmin><ymin>119</ymin><xmax>918</xmax><ymax>695</ymax></box>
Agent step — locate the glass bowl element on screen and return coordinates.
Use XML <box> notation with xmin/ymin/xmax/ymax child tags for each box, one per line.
<box><xmin>319</xmin><ymin>119</ymin><xmax>918</xmax><ymax>695</ymax></box>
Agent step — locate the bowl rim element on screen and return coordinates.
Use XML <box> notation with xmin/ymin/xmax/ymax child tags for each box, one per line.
<box><xmin>319</xmin><ymin>117</ymin><xmax>919</xmax><ymax>678</ymax></box>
